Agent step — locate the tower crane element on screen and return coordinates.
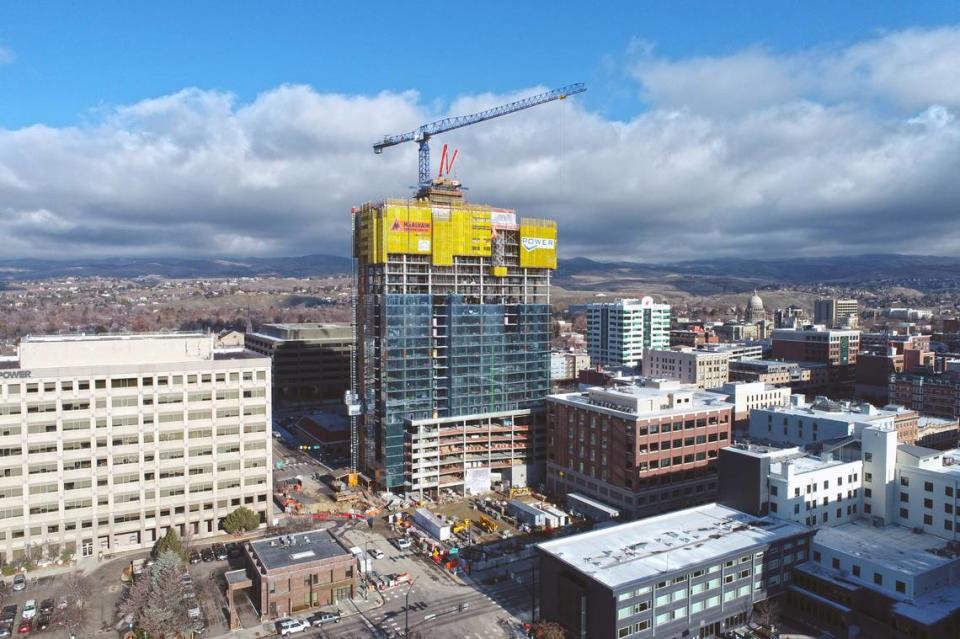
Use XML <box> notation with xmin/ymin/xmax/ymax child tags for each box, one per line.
<box><xmin>373</xmin><ymin>83</ymin><xmax>586</xmax><ymax>187</ymax></box>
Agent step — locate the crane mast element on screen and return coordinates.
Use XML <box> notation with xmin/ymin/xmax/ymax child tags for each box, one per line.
<box><xmin>373</xmin><ymin>83</ymin><xmax>586</xmax><ymax>188</ymax></box>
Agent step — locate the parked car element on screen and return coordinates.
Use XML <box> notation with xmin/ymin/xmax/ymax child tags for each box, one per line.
<box><xmin>11</xmin><ymin>575</ymin><xmax>25</xmax><ymax>591</ymax></box>
<box><xmin>189</xmin><ymin>550</ymin><xmax>202</xmax><ymax>564</ymax></box>
<box><xmin>308</xmin><ymin>611</ymin><xmax>341</xmax><ymax>626</ymax></box>
<box><xmin>15</xmin><ymin>620</ymin><xmax>30</xmax><ymax>635</ymax></box>
<box><xmin>276</xmin><ymin>619</ymin><xmax>309</xmax><ymax>636</ymax></box>
<box><xmin>20</xmin><ymin>601</ymin><xmax>36</xmax><ymax>621</ymax></box>
<box><xmin>393</xmin><ymin>537</ymin><xmax>412</xmax><ymax>550</ymax></box>
<box><xmin>212</xmin><ymin>544</ymin><xmax>228</xmax><ymax>560</ymax></box>
<box><xmin>0</xmin><ymin>607</ymin><xmax>16</xmax><ymax>626</ymax></box>
<box><xmin>33</xmin><ymin>617</ymin><xmax>48</xmax><ymax>632</ymax></box>
<box><xmin>200</xmin><ymin>547</ymin><xmax>215</xmax><ymax>562</ymax></box>
<box><xmin>368</xmin><ymin>548</ymin><xmax>385</xmax><ymax>559</ymax></box>
<box><xmin>0</xmin><ymin>623</ymin><xmax>12</xmax><ymax>638</ymax></box>
<box><xmin>37</xmin><ymin>601</ymin><xmax>53</xmax><ymax>617</ymax></box>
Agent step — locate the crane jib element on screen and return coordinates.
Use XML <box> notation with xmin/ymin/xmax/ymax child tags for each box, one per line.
<box><xmin>372</xmin><ymin>83</ymin><xmax>585</xmax><ymax>185</ymax></box>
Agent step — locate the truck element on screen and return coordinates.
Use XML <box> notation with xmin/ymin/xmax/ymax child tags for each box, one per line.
<box><xmin>349</xmin><ymin>546</ymin><xmax>373</xmax><ymax>574</ymax></box>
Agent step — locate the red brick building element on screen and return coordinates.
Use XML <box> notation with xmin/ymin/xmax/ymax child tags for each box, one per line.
<box><xmin>243</xmin><ymin>530</ymin><xmax>356</xmax><ymax>620</ymax></box>
<box><xmin>771</xmin><ymin>326</ymin><xmax>860</xmax><ymax>383</ymax></box>
<box><xmin>546</xmin><ymin>382</ymin><xmax>733</xmax><ymax>518</ymax></box>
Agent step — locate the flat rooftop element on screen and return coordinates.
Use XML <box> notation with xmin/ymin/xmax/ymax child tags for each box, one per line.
<box><xmin>21</xmin><ymin>331</ymin><xmax>207</xmax><ymax>343</ymax></box>
<box><xmin>550</xmin><ymin>386</ymin><xmax>732</xmax><ymax>420</ymax></box>
<box><xmin>760</xmin><ymin>398</ymin><xmax>897</xmax><ymax>422</ymax></box>
<box><xmin>813</xmin><ymin>521</ymin><xmax>958</xmax><ymax>578</ymax></box>
<box><xmin>537</xmin><ymin>503</ymin><xmax>808</xmax><ymax>589</ymax></box>
<box><xmin>248</xmin><ymin>529</ymin><xmax>350</xmax><ymax>572</ymax></box>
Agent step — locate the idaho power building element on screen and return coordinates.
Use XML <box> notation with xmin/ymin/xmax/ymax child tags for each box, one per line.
<box><xmin>353</xmin><ymin>182</ymin><xmax>557</xmax><ymax>493</ymax></box>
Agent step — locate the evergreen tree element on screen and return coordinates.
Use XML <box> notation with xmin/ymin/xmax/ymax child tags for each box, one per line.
<box><xmin>151</xmin><ymin>528</ymin><xmax>187</xmax><ymax>563</ymax></box>
<box><xmin>221</xmin><ymin>507</ymin><xmax>260</xmax><ymax>534</ymax></box>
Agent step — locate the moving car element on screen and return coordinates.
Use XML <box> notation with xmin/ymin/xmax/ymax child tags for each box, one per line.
<box><xmin>11</xmin><ymin>575</ymin><xmax>25</xmax><ymax>591</ymax></box>
<box><xmin>308</xmin><ymin>611</ymin><xmax>341</xmax><ymax>626</ymax></box>
<box><xmin>276</xmin><ymin>619</ymin><xmax>309</xmax><ymax>636</ymax></box>
<box><xmin>368</xmin><ymin>548</ymin><xmax>385</xmax><ymax>559</ymax></box>
<box><xmin>20</xmin><ymin>601</ymin><xmax>35</xmax><ymax>621</ymax></box>
<box><xmin>15</xmin><ymin>620</ymin><xmax>30</xmax><ymax>635</ymax></box>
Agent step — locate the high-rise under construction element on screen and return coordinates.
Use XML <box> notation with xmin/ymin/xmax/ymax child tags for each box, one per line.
<box><xmin>352</xmin><ymin>180</ymin><xmax>556</xmax><ymax>493</ymax></box>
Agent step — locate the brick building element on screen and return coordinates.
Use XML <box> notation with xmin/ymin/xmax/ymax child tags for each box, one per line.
<box><xmin>546</xmin><ymin>383</ymin><xmax>733</xmax><ymax>518</ymax></box>
<box><xmin>244</xmin><ymin>530</ymin><xmax>356</xmax><ymax>620</ymax></box>
<box><xmin>771</xmin><ymin>326</ymin><xmax>860</xmax><ymax>382</ymax></box>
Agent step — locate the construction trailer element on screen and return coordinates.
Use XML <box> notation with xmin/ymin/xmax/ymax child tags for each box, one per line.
<box><xmin>567</xmin><ymin>492</ymin><xmax>620</xmax><ymax>522</ymax></box>
<box><xmin>414</xmin><ymin>508</ymin><xmax>451</xmax><ymax>542</ymax></box>
<box><xmin>507</xmin><ymin>499</ymin><xmax>549</xmax><ymax>528</ymax></box>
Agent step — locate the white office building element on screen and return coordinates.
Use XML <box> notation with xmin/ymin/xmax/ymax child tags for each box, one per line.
<box><xmin>747</xmin><ymin>396</ymin><xmax>908</xmax><ymax>447</ymax></box>
<box><xmin>642</xmin><ymin>348</ymin><xmax>730</xmax><ymax>390</ymax></box>
<box><xmin>0</xmin><ymin>333</ymin><xmax>272</xmax><ymax>564</ymax></box>
<box><xmin>587</xmin><ymin>297</ymin><xmax>670</xmax><ymax>368</ymax></box>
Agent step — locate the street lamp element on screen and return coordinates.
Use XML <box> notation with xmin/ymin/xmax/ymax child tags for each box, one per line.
<box><xmin>404</xmin><ymin>581</ymin><xmax>416</xmax><ymax>637</ymax></box>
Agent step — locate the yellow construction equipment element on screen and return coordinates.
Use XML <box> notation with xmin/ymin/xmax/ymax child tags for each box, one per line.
<box><xmin>509</xmin><ymin>486</ymin><xmax>530</xmax><ymax>498</ymax></box>
<box><xmin>479</xmin><ymin>514</ymin><xmax>498</xmax><ymax>533</ymax></box>
<box><xmin>452</xmin><ymin>519</ymin><xmax>471</xmax><ymax>535</ymax></box>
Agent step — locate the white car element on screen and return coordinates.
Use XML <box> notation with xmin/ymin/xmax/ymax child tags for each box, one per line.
<box><xmin>21</xmin><ymin>600</ymin><xmax>36</xmax><ymax>620</ymax></box>
<box><xmin>368</xmin><ymin>548</ymin><xmax>385</xmax><ymax>559</ymax></box>
<box><xmin>277</xmin><ymin>619</ymin><xmax>309</xmax><ymax>636</ymax></box>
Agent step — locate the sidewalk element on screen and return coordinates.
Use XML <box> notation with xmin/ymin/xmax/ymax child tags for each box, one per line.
<box><xmin>210</xmin><ymin>592</ymin><xmax>385</xmax><ymax>639</ymax></box>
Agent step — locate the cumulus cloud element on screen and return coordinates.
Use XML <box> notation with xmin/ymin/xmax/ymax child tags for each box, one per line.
<box><xmin>1</xmin><ymin>27</ymin><xmax>960</xmax><ymax>262</ymax></box>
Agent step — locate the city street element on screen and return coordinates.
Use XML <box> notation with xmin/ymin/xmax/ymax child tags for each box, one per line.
<box><xmin>334</xmin><ymin>524</ymin><xmax>528</xmax><ymax>639</ymax></box>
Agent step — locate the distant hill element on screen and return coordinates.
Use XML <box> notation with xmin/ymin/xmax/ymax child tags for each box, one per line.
<box><xmin>0</xmin><ymin>253</ymin><xmax>955</xmax><ymax>292</ymax></box>
<box><xmin>0</xmin><ymin>254</ymin><xmax>353</xmax><ymax>281</ymax></box>
<box><xmin>555</xmin><ymin>254</ymin><xmax>960</xmax><ymax>294</ymax></box>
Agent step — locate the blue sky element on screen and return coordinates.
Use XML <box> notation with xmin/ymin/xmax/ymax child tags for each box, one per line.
<box><xmin>1</xmin><ymin>1</ymin><xmax>957</xmax><ymax>127</ymax></box>
<box><xmin>1</xmin><ymin>3</ymin><xmax>960</xmax><ymax>261</ymax></box>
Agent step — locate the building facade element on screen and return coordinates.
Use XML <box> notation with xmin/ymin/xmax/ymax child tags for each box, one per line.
<box><xmin>889</xmin><ymin>371</ymin><xmax>960</xmax><ymax>419</ymax></box>
<box><xmin>587</xmin><ymin>298</ymin><xmax>670</xmax><ymax>368</ymax></box>
<box><xmin>641</xmin><ymin>348</ymin><xmax>730</xmax><ymax>390</ymax></box>
<box><xmin>0</xmin><ymin>333</ymin><xmax>272</xmax><ymax>563</ymax></box>
<box><xmin>352</xmin><ymin>191</ymin><xmax>555</xmax><ymax>490</ymax></box>
<box><xmin>536</xmin><ymin>503</ymin><xmax>813</xmax><ymax>639</ymax></box>
<box><xmin>546</xmin><ymin>384</ymin><xmax>733</xmax><ymax>518</ymax></box>
<box><xmin>814</xmin><ymin>298</ymin><xmax>859</xmax><ymax>329</ymax></box>
<box><xmin>245</xmin><ymin>323</ymin><xmax>351</xmax><ymax>408</ymax></box>
<box><xmin>770</xmin><ymin>326</ymin><xmax>860</xmax><ymax>381</ymax></box>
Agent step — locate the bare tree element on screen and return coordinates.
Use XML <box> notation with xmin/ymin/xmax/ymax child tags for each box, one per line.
<box><xmin>117</xmin><ymin>551</ymin><xmax>192</xmax><ymax>639</ymax></box>
<box><xmin>528</xmin><ymin>621</ymin><xmax>566</xmax><ymax>639</ymax></box>
<box><xmin>51</xmin><ymin>573</ymin><xmax>93</xmax><ymax>638</ymax></box>
<box><xmin>752</xmin><ymin>598</ymin><xmax>781</xmax><ymax>630</ymax></box>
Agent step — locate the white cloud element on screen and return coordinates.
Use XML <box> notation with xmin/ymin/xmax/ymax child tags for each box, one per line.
<box><xmin>1</xmin><ymin>27</ymin><xmax>960</xmax><ymax>262</ymax></box>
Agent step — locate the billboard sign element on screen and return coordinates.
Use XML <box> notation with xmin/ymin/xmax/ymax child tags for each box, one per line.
<box><xmin>490</xmin><ymin>209</ymin><xmax>518</xmax><ymax>230</ymax></box>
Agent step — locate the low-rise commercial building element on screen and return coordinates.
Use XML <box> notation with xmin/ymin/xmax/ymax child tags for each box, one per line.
<box><xmin>641</xmin><ymin>348</ymin><xmax>730</xmax><ymax>390</ymax></box>
<box><xmin>787</xmin><ymin>522</ymin><xmax>960</xmax><ymax>638</ymax></box>
<box><xmin>550</xmin><ymin>350</ymin><xmax>591</xmax><ymax>382</ymax></box>
<box><xmin>245</xmin><ymin>323</ymin><xmax>351</xmax><ymax>407</ymax></box>
<box><xmin>705</xmin><ymin>381</ymin><xmax>790</xmax><ymax>431</ymax></box>
<box><xmin>536</xmin><ymin>503</ymin><xmax>813</xmax><ymax>639</ymax></box>
<box><xmin>889</xmin><ymin>371</ymin><xmax>960</xmax><ymax>419</ymax></box>
<box><xmin>0</xmin><ymin>333</ymin><xmax>272</xmax><ymax>563</ymax></box>
<box><xmin>546</xmin><ymin>384</ymin><xmax>733</xmax><ymax>518</ymax></box>
<box><xmin>916</xmin><ymin>416</ymin><xmax>960</xmax><ymax>450</ymax></box>
<box><xmin>748</xmin><ymin>396</ymin><xmax>918</xmax><ymax>447</ymax></box>
<box><xmin>244</xmin><ymin>530</ymin><xmax>356</xmax><ymax>620</ymax></box>
<box><xmin>719</xmin><ymin>444</ymin><xmax>862</xmax><ymax>527</ymax></box>
<box><xmin>770</xmin><ymin>326</ymin><xmax>860</xmax><ymax>380</ymax></box>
